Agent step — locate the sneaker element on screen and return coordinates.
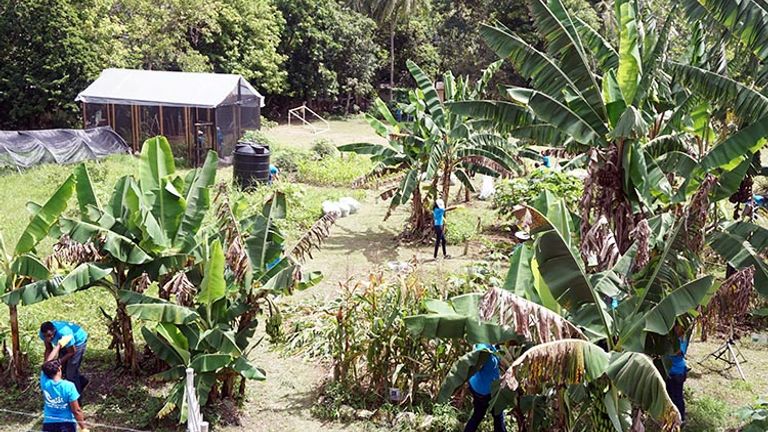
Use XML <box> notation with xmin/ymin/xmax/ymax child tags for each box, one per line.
<box><xmin>444</xmin><ymin>255</ymin><xmax>451</xmax><ymax>259</ymax></box>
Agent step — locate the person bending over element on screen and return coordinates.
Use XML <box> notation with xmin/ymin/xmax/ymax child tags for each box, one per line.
<box><xmin>464</xmin><ymin>344</ymin><xmax>506</xmax><ymax>432</ymax></box>
<box><xmin>40</xmin><ymin>359</ymin><xmax>88</xmax><ymax>432</ymax></box>
<box><xmin>40</xmin><ymin>321</ymin><xmax>89</xmax><ymax>399</ymax></box>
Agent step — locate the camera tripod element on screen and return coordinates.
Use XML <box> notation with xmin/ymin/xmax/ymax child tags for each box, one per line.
<box><xmin>699</xmin><ymin>323</ymin><xmax>747</xmax><ymax>380</ymax></box>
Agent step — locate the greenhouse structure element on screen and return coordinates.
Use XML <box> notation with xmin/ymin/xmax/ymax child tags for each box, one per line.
<box><xmin>76</xmin><ymin>69</ymin><xmax>265</xmax><ymax>165</ymax></box>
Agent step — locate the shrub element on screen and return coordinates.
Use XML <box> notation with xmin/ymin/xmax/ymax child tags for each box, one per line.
<box><xmin>493</xmin><ymin>168</ymin><xmax>583</xmax><ymax>218</ymax></box>
<box><xmin>296</xmin><ymin>154</ymin><xmax>372</xmax><ymax>186</ymax></box>
<box><xmin>242</xmin><ymin>129</ymin><xmax>278</xmax><ymax>148</ymax></box>
<box><xmin>260</xmin><ymin>115</ymin><xmax>278</xmax><ymax>130</ymax></box>
<box><xmin>310</xmin><ymin>138</ymin><xmax>339</xmax><ymax>160</ymax></box>
<box><xmin>272</xmin><ymin>147</ymin><xmax>310</xmax><ymax>174</ymax></box>
<box><xmin>443</xmin><ymin>208</ymin><xmax>482</xmax><ymax>245</ymax></box>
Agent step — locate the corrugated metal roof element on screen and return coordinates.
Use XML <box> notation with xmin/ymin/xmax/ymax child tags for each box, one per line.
<box><xmin>76</xmin><ymin>69</ymin><xmax>265</xmax><ymax>108</ymax></box>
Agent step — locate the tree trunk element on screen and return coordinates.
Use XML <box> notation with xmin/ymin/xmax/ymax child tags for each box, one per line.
<box><xmin>116</xmin><ymin>300</ymin><xmax>137</xmax><ymax>372</ymax></box>
<box><xmin>9</xmin><ymin>304</ymin><xmax>26</xmax><ymax>382</ymax></box>
<box><xmin>441</xmin><ymin>159</ymin><xmax>452</xmax><ymax>203</ymax></box>
<box><xmin>389</xmin><ymin>22</ymin><xmax>396</xmax><ymax>102</ymax></box>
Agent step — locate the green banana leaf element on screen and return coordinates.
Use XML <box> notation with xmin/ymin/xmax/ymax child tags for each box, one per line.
<box><xmin>407</xmin><ymin>60</ymin><xmax>445</xmax><ymax>128</ymax></box>
<box><xmin>606</xmin><ymin>351</ymin><xmax>681</xmax><ymax>428</ymax></box>
<box><xmin>174</xmin><ymin>150</ymin><xmax>218</xmax><ymax>252</ymax></box>
<box><xmin>189</xmin><ymin>354</ymin><xmax>231</xmax><ymax>373</ymax></box>
<box><xmin>233</xmin><ymin>356</ymin><xmax>266</xmax><ymax>380</ymax></box>
<box><xmin>199</xmin><ymin>328</ymin><xmax>241</xmax><ymax>356</ymax></box>
<box><xmin>139</xmin><ymin>136</ymin><xmax>176</xmax><ymax>194</ymax></box>
<box><xmin>507</xmin><ymin>87</ymin><xmax>599</xmax><ymax>145</ymax></box>
<box><xmin>11</xmin><ymin>254</ymin><xmax>50</xmax><ymax>280</ymax></box>
<box><xmin>142</xmin><ymin>326</ymin><xmax>189</xmax><ymax>366</ymax></box>
<box><xmin>156</xmin><ymin>322</ymin><xmax>189</xmax><ymax>351</ymax></box>
<box><xmin>1</xmin><ymin>263</ymin><xmax>111</xmax><ymax>306</ymax></box>
<box><xmin>437</xmin><ymin>349</ymin><xmax>491</xmax><ymax>403</ymax></box>
<box><xmin>404</xmin><ymin>314</ymin><xmax>522</xmax><ymax>345</ymax></box>
<box><xmin>197</xmin><ymin>240</ymin><xmax>225</xmax><ymax>307</ymax></box>
<box><xmin>126</xmin><ymin>302</ymin><xmax>200</xmax><ymax>325</ymax></box>
<box><xmin>502</xmin><ymin>244</ymin><xmax>534</xmax><ymax>298</ymax></box>
<box><xmin>616</xmin><ymin>0</ymin><xmax>642</xmax><ymax>104</ymax></box>
<box><xmin>643</xmin><ymin>276</ymin><xmax>714</xmax><ymax>334</ymax></box>
<box><xmin>74</xmin><ymin>164</ymin><xmax>100</xmax><ymax>216</ymax></box>
<box><xmin>15</xmin><ymin>175</ymin><xmax>76</xmax><ymax>254</ymax></box>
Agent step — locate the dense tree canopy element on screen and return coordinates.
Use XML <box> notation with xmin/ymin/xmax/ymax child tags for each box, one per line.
<box><xmin>5</xmin><ymin>0</ymin><xmax>764</xmax><ymax>129</ymax></box>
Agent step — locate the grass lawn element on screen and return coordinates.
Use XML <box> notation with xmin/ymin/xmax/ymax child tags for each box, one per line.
<box><xmin>264</xmin><ymin>116</ymin><xmax>387</xmax><ymax>151</ymax></box>
<box><xmin>0</xmin><ymin>119</ymin><xmax>763</xmax><ymax>432</ymax></box>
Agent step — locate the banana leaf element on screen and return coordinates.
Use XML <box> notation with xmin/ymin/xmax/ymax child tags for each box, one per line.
<box><xmin>232</xmin><ymin>356</ymin><xmax>266</xmax><ymax>380</ymax></box>
<box><xmin>142</xmin><ymin>326</ymin><xmax>189</xmax><ymax>366</ymax></box>
<box><xmin>11</xmin><ymin>254</ymin><xmax>50</xmax><ymax>280</ymax></box>
<box><xmin>15</xmin><ymin>175</ymin><xmax>76</xmax><ymax>254</ymax></box>
<box><xmin>405</xmin><ymin>314</ymin><xmax>522</xmax><ymax>345</ymax></box>
<box><xmin>197</xmin><ymin>240</ymin><xmax>225</xmax><ymax>307</ymax></box>
<box><xmin>606</xmin><ymin>351</ymin><xmax>681</xmax><ymax>428</ymax></box>
<box><xmin>74</xmin><ymin>164</ymin><xmax>100</xmax><ymax>216</ymax></box>
<box><xmin>174</xmin><ymin>151</ymin><xmax>218</xmax><ymax>252</ymax></box>
<box><xmin>709</xmin><ymin>230</ymin><xmax>768</xmax><ymax>297</ymax></box>
<box><xmin>1</xmin><ymin>263</ymin><xmax>111</xmax><ymax>306</ymax></box>
<box><xmin>189</xmin><ymin>354</ymin><xmax>231</xmax><ymax>373</ymax></box>
<box><xmin>643</xmin><ymin>276</ymin><xmax>714</xmax><ymax>334</ymax></box>
<box><xmin>126</xmin><ymin>302</ymin><xmax>200</xmax><ymax>325</ymax></box>
<box><xmin>437</xmin><ymin>349</ymin><xmax>491</xmax><ymax>403</ymax></box>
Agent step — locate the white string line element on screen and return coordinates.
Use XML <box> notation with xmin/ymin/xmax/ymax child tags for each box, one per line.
<box><xmin>0</xmin><ymin>407</ymin><xmax>150</xmax><ymax>432</ymax></box>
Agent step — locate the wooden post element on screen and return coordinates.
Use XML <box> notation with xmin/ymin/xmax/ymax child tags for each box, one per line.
<box><xmin>185</xmin><ymin>107</ymin><xmax>192</xmax><ymax>163</ymax></box>
<box><xmin>159</xmin><ymin>106</ymin><xmax>164</xmax><ymax>136</ymax></box>
<box><xmin>81</xmin><ymin>103</ymin><xmax>87</xmax><ymax>129</ymax></box>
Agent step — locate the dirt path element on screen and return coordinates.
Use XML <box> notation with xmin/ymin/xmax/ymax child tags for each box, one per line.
<box><xmin>228</xmin><ymin>193</ymin><xmax>481</xmax><ymax>431</ymax></box>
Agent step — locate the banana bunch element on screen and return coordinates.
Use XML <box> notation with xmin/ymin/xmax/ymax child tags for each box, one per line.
<box><xmin>590</xmin><ymin>399</ymin><xmax>615</xmax><ymax>432</ymax></box>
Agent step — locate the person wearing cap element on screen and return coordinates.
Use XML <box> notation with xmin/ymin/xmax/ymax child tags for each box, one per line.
<box><xmin>269</xmin><ymin>164</ymin><xmax>279</xmax><ymax>184</ymax></box>
<box><xmin>40</xmin><ymin>321</ymin><xmax>89</xmax><ymax>400</ymax></box>
<box><xmin>40</xmin><ymin>359</ymin><xmax>88</xmax><ymax>432</ymax></box>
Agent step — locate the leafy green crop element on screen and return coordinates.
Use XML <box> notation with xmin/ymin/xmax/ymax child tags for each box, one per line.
<box><xmin>493</xmin><ymin>169</ymin><xmax>583</xmax><ymax>218</ymax></box>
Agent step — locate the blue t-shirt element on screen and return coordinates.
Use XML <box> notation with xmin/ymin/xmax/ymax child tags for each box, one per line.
<box><xmin>754</xmin><ymin>195</ymin><xmax>766</xmax><ymax>207</ymax></box>
<box><xmin>469</xmin><ymin>344</ymin><xmax>500</xmax><ymax>396</ymax></box>
<box><xmin>38</xmin><ymin>321</ymin><xmax>88</xmax><ymax>348</ymax></box>
<box><xmin>668</xmin><ymin>337</ymin><xmax>688</xmax><ymax>376</ymax></box>
<box><xmin>40</xmin><ymin>372</ymin><xmax>79</xmax><ymax>423</ymax></box>
<box><xmin>542</xmin><ymin>156</ymin><xmax>551</xmax><ymax>168</ymax></box>
<box><xmin>433</xmin><ymin>208</ymin><xmax>446</xmax><ymax>226</ymax></box>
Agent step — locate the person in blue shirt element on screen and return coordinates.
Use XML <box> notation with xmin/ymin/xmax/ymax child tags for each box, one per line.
<box><xmin>269</xmin><ymin>164</ymin><xmax>279</xmax><ymax>185</ymax></box>
<box><xmin>40</xmin><ymin>321</ymin><xmax>89</xmax><ymax>400</ymax></box>
<box><xmin>40</xmin><ymin>359</ymin><xmax>88</xmax><ymax>432</ymax></box>
<box><xmin>666</xmin><ymin>323</ymin><xmax>688</xmax><ymax>424</ymax></box>
<box><xmin>464</xmin><ymin>344</ymin><xmax>506</xmax><ymax>432</ymax></box>
<box><xmin>432</xmin><ymin>199</ymin><xmax>461</xmax><ymax>260</ymax></box>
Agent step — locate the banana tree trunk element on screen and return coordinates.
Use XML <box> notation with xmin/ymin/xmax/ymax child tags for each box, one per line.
<box><xmin>116</xmin><ymin>301</ymin><xmax>137</xmax><ymax>372</ymax></box>
<box><xmin>441</xmin><ymin>159</ymin><xmax>452</xmax><ymax>203</ymax></box>
<box><xmin>389</xmin><ymin>21</ymin><xmax>396</xmax><ymax>102</ymax></box>
<box><xmin>9</xmin><ymin>304</ymin><xmax>25</xmax><ymax>382</ymax></box>
<box><xmin>410</xmin><ymin>185</ymin><xmax>430</xmax><ymax>234</ymax></box>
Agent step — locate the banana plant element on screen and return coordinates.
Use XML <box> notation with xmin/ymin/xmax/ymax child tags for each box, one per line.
<box><xmin>405</xmin><ymin>190</ymin><xmax>724</xmax><ymax>430</ymax></box>
<box><xmin>340</xmin><ymin>61</ymin><xmax>525</xmax><ymax>234</ymax></box>
<box><xmin>449</xmin><ymin>0</ymin><xmax>767</xmax><ymax>255</ymax></box>
<box><xmin>127</xmin><ymin>190</ymin><xmax>322</xmax><ymax>421</ymax></box>
<box><xmin>0</xmin><ymin>173</ymin><xmax>105</xmax><ymax>381</ymax></box>
<box><xmin>47</xmin><ymin>136</ymin><xmax>220</xmax><ymax>372</ymax></box>
<box><xmin>405</xmin><ymin>287</ymin><xmax>683</xmax><ymax>431</ymax></box>
<box><xmin>339</xmin><ymin>98</ymin><xmax>434</xmax><ymax>231</ymax></box>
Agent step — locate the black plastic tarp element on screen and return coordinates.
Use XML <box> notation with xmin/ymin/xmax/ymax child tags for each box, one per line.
<box><xmin>0</xmin><ymin>127</ymin><xmax>129</xmax><ymax>169</ymax></box>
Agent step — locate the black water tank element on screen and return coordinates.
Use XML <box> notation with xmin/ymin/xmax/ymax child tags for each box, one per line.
<box><xmin>233</xmin><ymin>142</ymin><xmax>270</xmax><ymax>189</ymax></box>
